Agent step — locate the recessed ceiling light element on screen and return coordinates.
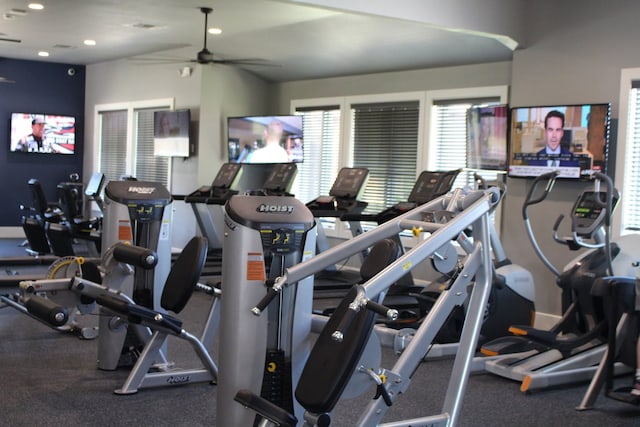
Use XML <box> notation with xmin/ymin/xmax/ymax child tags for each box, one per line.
<box><xmin>208</xmin><ymin>27</ymin><xmax>222</xmax><ymax>35</ymax></box>
<box><xmin>28</xmin><ymin>3</ymin><xmax>44</xmax><ymax>10</ymax></box>
<box><xmin>37</xmin><ymin>51</ymin><xmax>49</xmax><ymax>57</ymax></box>
<box><xmin>84</xmin><ymin>39</ymin><xmax>96</xmax><ymax>46</ymax></box>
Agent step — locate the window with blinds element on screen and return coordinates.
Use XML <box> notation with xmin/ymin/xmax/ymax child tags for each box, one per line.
<box><xmin>135</xmin><ymin>109</ymin><xmax>169</xmax><ymax>187</ymax></box>
<box><xmin>621</xmin><ymin>84</ymin><xmax>640</xmax><ymax>232</ymax></box>
<box><xmin>99</xmin><ymin>110</ymin><xmax>127</xmax><ymax>182</ymax></box>
<box><xmin>97</xmin><ymin>100</ymin><xmax>172</xmax><ymax>189</ymax></box>
<box><xmin>352</xmin><ymin>101</ymin><xmax>419</xmax><ymax>214</ymax></box>
<box><xmin>291</xmin><ymin>107</ymin><xmax>341</xmax><ymax>203</ymax></box>
<box><xmin>430</xmin><ymin>98</ymin><xmax>502</xmax><ymax>190</ymax></box>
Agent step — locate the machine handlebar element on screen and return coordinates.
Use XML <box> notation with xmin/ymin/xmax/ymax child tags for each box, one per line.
<box><xmin>522</xmin><ymin>171</ymin><xmax>559</xmax><ymax>220</ymax></box>
<box><xmin>251</xmin><ymin>279</ymin><xmax>283</xmax><ymax>316</ymax></box>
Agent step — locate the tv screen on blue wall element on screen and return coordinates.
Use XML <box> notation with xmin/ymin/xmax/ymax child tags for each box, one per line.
<box><xmin>10</xmin><ymin>112</ymin><xmax>76</xmax><ymax>154</ymax></box>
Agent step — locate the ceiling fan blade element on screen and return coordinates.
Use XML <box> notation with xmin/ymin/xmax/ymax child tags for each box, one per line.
<box><xmin>0</xmin><ymin>37</ymin><xmax>21</xmax><ymax>43</ymax></box>
<box><xmin>212</xmin><ymin>59</ymin><xmax>281</xmax><ymax>67</ymax></box>
<box><xmin>0</xmin><ymin>76</ymin><xmax>16</xmax><ymax>83</ymax></box>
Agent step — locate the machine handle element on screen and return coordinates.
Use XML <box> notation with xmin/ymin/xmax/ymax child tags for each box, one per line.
<box><xmin>251</xmin><ymin>280</ymin><xmax>281</xmax><ymax>316</ymax></box>
<box><xmin>376</xmin><ymin>383</ymin><xmax>394</xmax><ymax>407</ymax></box>
<box><xmin>112</xmin><ymin>243</ymin><xmax>158</xmax><ymax>269</ymax></box>
<box><xmin>365</xmin><ymin>299</ymin><xmax>399</xmax><ymax>321</ymax></box>
<box><xmin>592</xmin><ymin>172</ymin><xmax>615</xmax><ymax>226</ymax></box>
<box><xmin>522</xmin><ymin>171</ymin><xmax>559</xmax><ymax>219</ymax></box>
<box><xmin>331</xmin><ymin>306</ymin><xmax>358</xmax><ymax>343</ymax></box>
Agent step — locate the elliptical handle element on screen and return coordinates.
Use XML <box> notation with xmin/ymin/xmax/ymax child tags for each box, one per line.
<box><xmin>522</xmin><ymin>171</ymin><xmax>559</xmax><ymax>220</ymax></box>
<box><xmin>592</xmin><ymin>172</ymin><xmax>615</xmax><ymax>226</ymax></box>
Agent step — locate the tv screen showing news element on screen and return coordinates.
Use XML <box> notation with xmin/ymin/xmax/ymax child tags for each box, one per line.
<box><xmin>466</xmin><ymin>104</ymin><xmax>508</xmax><ymax>171</ymax></box>
<box><xmin>9</xmin><ymin>113</ymin><xmax>76</xmax><ymax>154</ymax></box>
<box><xmin>507</xmin><ymin>103</ymin><xmax>611</xmax><ymax>180</ymax></box>
<box><xmin>227</xmin><ymin>115</ymin><xmax>303</xmax><ymax>164</ymax></box>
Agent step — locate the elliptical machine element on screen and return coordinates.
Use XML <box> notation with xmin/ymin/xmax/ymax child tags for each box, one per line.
<box><xmin>481</xmin><ymin>171</ymin><xmax>638</xmax><ymax>392</ymax></box>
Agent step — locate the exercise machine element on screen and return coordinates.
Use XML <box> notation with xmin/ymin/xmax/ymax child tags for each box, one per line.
<box><xmin>305</xmin><ymin>167</ymin><xmax>369</xmax><ymax>285</ymax></box>
<box><xmin>51</xmin><ymin>172</ymin><xmax>104</xmax><ymax>256</ymax></box>
<box><xmin>481</xmin><ymin>172</ymin><xmax>639</xmax><ymax>392</ymax></box>
<box><xmin>8</xmin><ymin>236</ymin><xmax>219</xmax><ymax>394</ymax></box>
<box><xmin>185</xmin><ymin>163</ymin><xmax>242</xmax><ymax>252</ymax></box>
<box><xmin>575</xmin><ymin>258</ymin><xmax>640</xmax><ymax>409</ymax></box>
<box><xmin>97</xmin><ymin>179</ymin><xmax>173</xmax><ymax>370</ymax></box>
<box><xmin>359</xmin><ymin>169</ymin><xmax>462</xmax><ymax>224</ymax></box>
<box><xmin>216</xmin><ymin>194</ymin><xmax>316</xmax><ymax>426</ymax></box>
<box><xmin>185</xmin><ymin>163</ymin><xmax>299</xmax><ymax>278</ymax></box>
<box><xmin>575</xmin><ymin>174</ymin><xmax>640</xmax><ymax>410</ymax></box>
<box><xmin>305</xmin><ymin>166</ymin><xmax>369</xmax><ymax>253</ymax></box>
<box><xmin>229</xmin><ymin>186</ymin><xmax>500</xmax><ymax>426</ymax></box>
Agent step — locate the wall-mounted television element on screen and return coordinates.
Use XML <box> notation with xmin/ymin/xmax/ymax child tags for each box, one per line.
<box><xmin>9</xmin><ymin>113</ymin><xmax>76</xmax><ymax>154</ymax></box>
<box><xmin>466</xmin><ymin>104</ymin><xmax>508</xmax><ymax>171</ymax></box>
<box><xmin>227</xmin><ymin>115</ymin><xmax>303</xmax><ymax>164</ymax></box>
<box><xmin>153</xmin><ymin>109</ymin><xmax>191</xmax><ymax>157</ymax></box>
<box><xmin>507</xmin><ymin>103</ymin><xmax>611</xmax><ymax>180</ymax></box>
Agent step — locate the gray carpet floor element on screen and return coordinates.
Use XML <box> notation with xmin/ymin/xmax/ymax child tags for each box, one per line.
<box><xmin>1</xmin><ymin>288</ymin><xmax>639</xmax><ymax>427</ymax></box>
<box><xmin>1</xmin><ymin>236</ymin><xmax>639</xmax><ymax>426</ymax></box>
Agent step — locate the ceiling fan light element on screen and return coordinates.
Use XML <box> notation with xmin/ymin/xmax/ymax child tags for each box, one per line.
<box><xmin>208</xmin><ymin>27</ymin><xmax>222</xmax><ymax>35</ymax></box>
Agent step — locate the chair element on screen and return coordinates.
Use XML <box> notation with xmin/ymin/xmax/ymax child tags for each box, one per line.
<box><xmin>21</xmin><ymin>179</ymin><xmax>64</xmax><ymax>255</ymax></box>
<box><xmin>94</xmin><ymin>236</ymin><xmax>218</xmax><ymax>394</ymax></box>
<box><xmin>28</xmin><ymin>178</ymin><xmax>63</xmax><ymax>223</ymax></box>
<box><xmin>57</xmin><ymin>182</ymin><xmax>102</xmax><ymax>254</ymax></box>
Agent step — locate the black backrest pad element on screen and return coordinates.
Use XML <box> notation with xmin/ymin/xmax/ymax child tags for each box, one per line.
<box><xmin>160</xmin><ymin>236</ymin><xmax>208</xmax><ymax>314</ymax></box>
<box><xmin>295</xmin><ymin>286</ymin><xmax>377</xmax><ymax>414</ymax></box>
<box><xmin>360</xmin><ymin>238</ymin><xmax>399</xmax><ymax>282</ymax></box>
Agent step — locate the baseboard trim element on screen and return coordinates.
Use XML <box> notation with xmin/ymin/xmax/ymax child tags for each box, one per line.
<box><xmin>0</xmin><ymin>227</ymin><xmax>25</xmax><ymax>239</ymax></box>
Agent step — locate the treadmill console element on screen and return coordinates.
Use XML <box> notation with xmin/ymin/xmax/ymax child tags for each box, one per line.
<box><xmin>263</xmin><ymin>163</ymin><xmax>298</xmax><ymax>196</ymax></box>
<box><xmin>307</xmin><ymin>167</ymin><xmax>369</xmax><ymax>217</ymax></box>
<box><xmin>186</xmin><ymin>163</ymin><xmax>242</xmax><ymax>204</ymax></box>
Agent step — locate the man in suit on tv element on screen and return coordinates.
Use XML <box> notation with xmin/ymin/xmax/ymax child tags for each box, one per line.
<box><xmin>529</xmin><ymin>110</ymin><xmax>578</xmax><ymax>167</ymax></box>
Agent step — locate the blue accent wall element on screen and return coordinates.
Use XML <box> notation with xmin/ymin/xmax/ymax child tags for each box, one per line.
<box><xmin>0</xmin><ymin>58</ymin><xmax>85</xmax><ymax>226</ymax></box>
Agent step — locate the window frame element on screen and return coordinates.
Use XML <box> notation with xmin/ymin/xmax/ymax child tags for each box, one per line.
<box><xmin>93</xmin><ymin>98</ymin><xmax>174</xmax><ymax>185</ymax></box>
<box><xmin>613</xmin><ymin>68</ymin><xmax>640</xmax><ymax>238</ymax></box>
<box><xmin>291</xmin><ymin>86</ymin><xmax>508</xmax><ymax>240</ymax></box>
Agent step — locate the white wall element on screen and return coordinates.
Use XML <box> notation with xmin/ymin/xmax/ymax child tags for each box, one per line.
<box><xmin>84</xmin><ymin>58</ymin><xmax>271</xmax><ymax>249</ymax></box>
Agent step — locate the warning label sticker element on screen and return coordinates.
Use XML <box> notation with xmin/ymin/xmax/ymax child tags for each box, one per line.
<box><xmin>247</xmin><ymin>252</ymin><xmax>266</xmax><ymax>281</ymax></box>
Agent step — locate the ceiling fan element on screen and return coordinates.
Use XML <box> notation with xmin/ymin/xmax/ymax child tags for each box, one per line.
<box><xmin>134</xmin><ymin>7</ymin><xmax>274</xmax><ymax>67</ymax></box>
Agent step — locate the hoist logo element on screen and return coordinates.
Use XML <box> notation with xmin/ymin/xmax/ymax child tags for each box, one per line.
<box><xmin>257</xmin><ymin>204</ymin><xmax>294</xmax><ymax>214</ymax></box>
<box><xmin>128</xmin><ymin>186</ymin><xmax>156</xmax><ymax>195</ymax></box>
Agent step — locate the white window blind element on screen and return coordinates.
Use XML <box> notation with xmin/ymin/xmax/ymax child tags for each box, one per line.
<box><xmin>99</xmin><ymin>110</ymin><xmax>127</xmax><ymax>182</ymax></box>
<box><xmin>291</xmin><ymin>107</ymin><xmax>341</xmax><ymax>203</ymax></box>
<box><xmin>352</xmin><ymin>101</ymin><xmax>419</xmax><ymax>214</ymax></box>
<box><xmin>621</xmin><ymin>84</ymin><xmax>640</xmax><ymax>231</ymax></box>
<box><xmin>135</xmin><ymin>108</ymin><xmax>170</xmax><ymax>187</ymax></box>
<box><xmin>96</xmin><ymin>99</ymin><xmax>173</xmax><ymax>189</ymax></box>
<box><xmin>431</xmin><ymin>98</ymin><xmax>501</xmax><ymax>190</ymax></box>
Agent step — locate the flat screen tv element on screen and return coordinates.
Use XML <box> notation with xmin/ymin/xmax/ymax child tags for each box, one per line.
<box><xmin>153</xmin><ymin>109</ymin><xmax>191</xmax><ymax>157</ymax></box>
<box><xmin>10</xmin><ymin>112</ymin><xmax>76</xmax><ymax>154</ymax></box>
<box><xmin>466</xmin><ymin>104</ymin><xmax>508</xmax><ymax>171</ymax></box>
<box><xmin>227</xmin><ymin>115</ymin><xmax>303</xmax><ymax>164</ymax></box>
<box><xmin>507</xmin><ymin>103</ymin><xmax>611</xmax><ymax>180</ymax></box>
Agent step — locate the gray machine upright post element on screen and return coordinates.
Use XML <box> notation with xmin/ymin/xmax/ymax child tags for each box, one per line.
<box><xmin>217</xmin><ymin>195</ymin><xmax>316</xmax><ymax>426</ymax></box>
<box><xmin>98</xmin><ymin>180</ymin><xmax>173</xmax><ymax>370</ymax></box>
